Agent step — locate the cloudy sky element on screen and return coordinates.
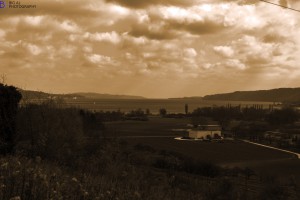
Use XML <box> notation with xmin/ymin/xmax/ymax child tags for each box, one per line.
<box><xmin>1</xmin><ymin>0</ymin><xmax>300</xmax><ymax>98</ymax></box>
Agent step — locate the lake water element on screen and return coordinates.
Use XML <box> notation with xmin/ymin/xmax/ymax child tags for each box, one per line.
<box><xmin>64</xmin><ymin>99</ymin><xmax>274</xmax><ymax>114</ymax></box>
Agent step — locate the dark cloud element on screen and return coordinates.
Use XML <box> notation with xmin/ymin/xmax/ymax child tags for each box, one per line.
<box><xmin>105</xmin><ymin>0</ymin><xmax>260</xmax><ymax>8</ymax></box>
<box><xmin>1</xmin><ymin>51</ymin><xmax>26</xmax><ymax>60</ymax></box>
<box><xmin>105</xmin><ymin>0</ymin><xmax>195</xmax><ymax>8</ymax></box>
<box><xmin>279</xmin><ymin>0</ymin><xmax>288</xmax><ymax>7</ymax></box>
<box><xmin>127</xmin><ymin>8</ymin><xmax>227</xmax><ymax>40</ymax></box>
<box><xmin>129</xmin><ymin>25</ymin><xmax>178</xmax><ymax>40</ymax></box>
<box><xmin>169</xmin><ymin>19</ymin><xmax>226</xmax><ymax>35</ymax></box>
<box><xmin>263</xmin><ymin>33</ymin><xmax>285</xmax><ymax>43</ymax></box>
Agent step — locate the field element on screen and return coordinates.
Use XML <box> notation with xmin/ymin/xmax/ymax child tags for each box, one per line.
<box><xmin>105</xmin><ymin>116</ymin><xmax>300</xmax><ymax>181</ymax></box>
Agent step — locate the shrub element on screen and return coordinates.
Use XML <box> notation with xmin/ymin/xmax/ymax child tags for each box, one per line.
<box><xmin>182</xmin><ymin>159</ymin><xmax>221</xmax><ymax>177</ymax></box>
<box><xmin>204</xmin><ymin>178</ymin><xmax>238</xmax><ymax>200</ymax></box>
<box><xmin>159</xmin><ymin>108</ymin><xmax>167</xmax><ymax>116</ymax></box>
<box><xmin>125</xmin><ymin>109</ymin><xmax>148</xmax><ymax>121</ymax></box>
<box><xmin>16</xmin><ymin>101</ymin><xmax>84</xmax><ymax>162</ymax></box>
<box><xmin>79</xmin><ymin>109</ymin><xmax>105</xmax><ymax>138</ymax></box>
<box><xmin>259</xmin><ymin>182</ymin><xmax>289</xmax><ymax>200</ymax></box>
<box><xmin>134</xmin><ymin>143</ymin><xmax>156</xmax><ymax>153</ymax></box>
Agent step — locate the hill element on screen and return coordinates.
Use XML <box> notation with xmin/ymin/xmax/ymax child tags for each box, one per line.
<box><xmin>18</xmin><ymin>89</ymin><xmax>57</xmax><ymax>99</ymax></box>
<box><xmin>203</xmin><ymin>88</ymin><xmax>300</xmax><ymax>102</ymax></box>
<box><xmin>168</xmin><ymin>96</ymin><xmax>203</xmax><ymax>100</ymax></box>
<box><xmin>18</xmin><ymin>89</ymin><xmax>146</xmax><ymax>100</ymax></box>
<box><xmin>71</xmin><ymin>92</ymin><xmax>145</xmax><ymax>99</ymax></box>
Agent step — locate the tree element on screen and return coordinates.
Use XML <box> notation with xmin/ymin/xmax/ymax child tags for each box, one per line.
<box><xmin>191</xmin><ymin>116</ymin><xmax>208</xmax><ymax>127</ymax></box>
<box><xmin>185</xmin><ymin>104</ymin><xmax>188</xmax><ymax>115</ymax></box>
<box><xmin>0</xmin><ymin>84</ymin><xmax>22</xmax><ymax>154</ymax></box>
<box><xmin>146</xmin><ymin>108</ymin><xmax>150</xmax><ymax>115</ymax></box>
<box><xmin>267</xmin><ymin>107</ymin><xmax>299</xmax><ymax>126</ymax></box>
<box><xmin>159</xmin><ymin>108</ymin><xmax>167</xmax><ymax>116</ymax></box>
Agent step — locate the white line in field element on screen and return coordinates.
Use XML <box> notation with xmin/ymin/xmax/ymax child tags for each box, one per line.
<box><xmin>243</xmin><ymin>140</ymin><xmax>300</xmax><ymax>159</ymax></box>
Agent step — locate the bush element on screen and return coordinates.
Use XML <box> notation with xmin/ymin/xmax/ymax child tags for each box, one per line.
<box><xmin>182</xmin><ymin>159</ymin><xmax>221</xmax><ymax>177</ymax></box>
<box><xmin>204</xmin><ymin>178</ymin><xmax>238</xmax><ymax>200</ymax></box>
<box><xmin>16</xmin><ymin>101</ymin><xmax>84</xmax><ymax>162</ymax></box>
<box><xmin>259</xmin><ymin>182</ymin><xmax>289</xmax><ymax>200</ymax></box>
<box><xmin>153</xmin><ymin>152</ymin><xmax>221</xmax><ymax>178</ymax></box>
<box><xmin>79</xmin><ymin>109</ymin><xmax>105</xmax><ymax>138</ymax></box>
<box><xmin>134</xmin><ymin>143</ymin><xmax>156</xmax><ymax>153</ymax></box>
<box><xmin>159</xmin><ymin>108</ymin><xmax>167</xmax><ymax>116</ymax></box>
<box><xmin>125</xmin><ymin>109</ymin><xmax>148</xmax><ymax>121</ymax></box>
<box><xmin>93</xmin><ymin>110</ymin><xmax>124</xmax><ymax>122</ymax></box>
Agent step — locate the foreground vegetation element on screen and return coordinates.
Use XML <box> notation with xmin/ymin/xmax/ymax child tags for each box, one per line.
<box><xmin>1</xmin><ymin>84</ymin><xmax>300</xmax><ymax>199</ymax></box>
<box><xmin>2</xmin><ymin>141</ymin><xmax>300</xmax><ymax>200</ymax></box>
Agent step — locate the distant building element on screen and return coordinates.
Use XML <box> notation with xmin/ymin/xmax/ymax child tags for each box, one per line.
<box><xmin>189</xmin><ymin>125</ymin><xmax>222</xmax><ymax>139</ymax></box>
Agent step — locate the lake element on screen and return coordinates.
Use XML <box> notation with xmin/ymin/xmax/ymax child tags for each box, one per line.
<box><xmin>64</xmin><ymin>98</ymin><xmax>274</xmax><ymax>114</ymax></box>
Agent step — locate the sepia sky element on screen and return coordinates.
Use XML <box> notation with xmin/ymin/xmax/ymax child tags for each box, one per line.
<box><xmin>1</xmin><ymin>0</ymin><xmax>300</xmax><ymax>98</ymax></box>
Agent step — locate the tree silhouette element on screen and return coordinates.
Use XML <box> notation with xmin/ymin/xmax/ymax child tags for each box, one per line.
<box><xmin>185</xmin><ymin>104</ymin><xmax>188</xmax><ymax>115</ymax></box>
<box><xmin>159</xmin><ymin>108</ymin><xmax>167</xmax><ymax>116</ymax></box>
<box><xmin>0</xmin><ymin>84</ymin><xmax>22</xmax><ymax>154</ymax></box>
<box><xmin>267</xmin><ymin>107</ymin><xmax>298</xmax><ymax>126</ymax></box>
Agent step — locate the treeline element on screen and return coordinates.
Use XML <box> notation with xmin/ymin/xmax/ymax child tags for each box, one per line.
<box><xmin>191</xmin><ymin>105</ymin><xmax>299</xmax><ymax>127</ymax></box>
<box><xmin>89</xmin><ymin>109</ymin><xmax>149</xmax><ymax>121</ymax></box>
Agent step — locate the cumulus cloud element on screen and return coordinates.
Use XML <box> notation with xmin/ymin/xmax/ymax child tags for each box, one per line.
<box><xmin>214</xmin><ymin>46</ymin><xmax>234</xmax><ymax>57</ymax></box>
<box><xmin>87</xmin><ymin>54</ymin><xmax>111</xmax><ymax>64</ymax></box>
<box><xmin>184</xmin><ymin>48</ymin><xmax>198</xmax><ymax>58</ymax></box>
<box><xmin>26</xmin><ymin>43</ymin><xmax>42</xmax><ymax>56</ymax></box>
<box><xmin>24</xmin><ymin>16</ymin><xmax>44</xmax><ymax>26</ymax></box>
<box><xmin>225</xmin><ymin>59</ymin><xmax>246</xmax><ymax>70</ymax></box>
<box><xmin>1</xmin><ymin>0</ymin><xmax>300</xmax><ymax>97</ymax></box>
<box><xmin>60</xmin><ymin>20</ymin><xmax>81</xmax><ymax>33</ymax></box>
<box><xmin>84</xmin><ymin>31</ymin><xmax>121</xmax><ymax>44</ymax></box>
